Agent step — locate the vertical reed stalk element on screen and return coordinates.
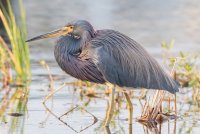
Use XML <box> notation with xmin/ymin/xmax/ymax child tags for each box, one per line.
<box><xmin>0</xmin><ymin>0</ymin><xmax>31</xmax><ymax>83</ymax></box>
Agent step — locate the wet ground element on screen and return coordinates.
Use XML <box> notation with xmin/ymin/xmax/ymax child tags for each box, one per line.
<box><xmin>1</xmin><ymin>0</ymin><xmax>200</xmax><ymax>133</ymax></box>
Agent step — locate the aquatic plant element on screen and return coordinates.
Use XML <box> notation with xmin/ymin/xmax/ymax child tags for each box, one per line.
<box><xmin>0</xmin><ymin>1</ymin><xmax>30</xmax><ymax>133</ymax></box>
<box><xmin>39</xmin><ymin>41</ymin><xmax>200</xmax><ymax>133</ymax></box>
<box><xmin>0</xmin><ymin>38</ymin><xmax>12</xmax><ymax>87</ymax></box>
<box><xmin>162</xmin><ymin>41</ymin><xmax>200</xmax><ymax>108</ymax></box>
<box><xmin>0</xmin><ymin>0</ymin><xmax>31</xmax><ymax>85</ymax></box>
<box><xmin>0</xmin><ymin>86</ymin><xmax>28</xmax><ymax>134</ymax></box>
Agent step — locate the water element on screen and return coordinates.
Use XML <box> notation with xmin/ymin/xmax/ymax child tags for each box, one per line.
<box><xmin>23</xmin><ymin>0</ymin><xmax>200</xmax><ymax>60</ymax></box>
<box><xmin>1</xmin><ymin>0</ymin><xmax>200</xmax><ymax>133</ymax></box>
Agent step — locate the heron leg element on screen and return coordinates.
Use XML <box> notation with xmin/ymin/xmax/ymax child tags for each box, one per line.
<box><xmin>124</xmin><ymin>91</ymin><xmax>133</xmax><ymax>125</ymax></box>
<box><xmin>104</xmin><ymin>85</ymin><xmax>116</xmax><ymax>127</ymax></box>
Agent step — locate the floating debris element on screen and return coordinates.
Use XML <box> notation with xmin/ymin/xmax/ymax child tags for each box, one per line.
<box><xmin>10</xmin><ymin>83</ymin><xmax>26</xmax><ymax>88</ymax></box>
<box><xmin>7</xmin><ymin>112</ymin><xmax>24</xmax><ymax>117</ymax></box>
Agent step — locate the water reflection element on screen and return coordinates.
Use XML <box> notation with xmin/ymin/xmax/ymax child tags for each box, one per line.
<box><xmin>140</xmin><ymin>120</ymin><xmax>177</xmax><ymax>134</ymax></box>
<box><xmin>1</xmin><ymin>80</ymin><xmax>200</xmax><ymax>133</ymax></box>
<box><xmin>0</xmin><ymin>86</ymin><xmax>28</xmax><ymax>134</ymax></box>
<box><xmin>1</xmin><ymin>0</ymin><xmax>200</xmax><ymax>133</ymax></box>
<box><xmin>59</xmin><ymin>106</ymin><xmax>98</xmax><ymax>132</ymax></box>
<box><xmin>42</xmin><ymin>83</ymin><xmax>98</xmax><ymax>133</ymax></box>
<box><xmin>40</xmin><ymin>82</ymin><xmax>180</xmax><ymax>134</ymax></box>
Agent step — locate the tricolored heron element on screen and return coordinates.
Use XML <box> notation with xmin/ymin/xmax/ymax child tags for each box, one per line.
<box><xmin>27</xmin><ymin>20</ymin><xmax>179</xmax><ymax>126</ymax></box>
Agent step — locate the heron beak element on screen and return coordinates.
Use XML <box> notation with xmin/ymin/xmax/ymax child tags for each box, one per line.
<box><xmin>26</xmin><ymin>27</ymin><xmax>73</xmax><ymax>42</ymax></box>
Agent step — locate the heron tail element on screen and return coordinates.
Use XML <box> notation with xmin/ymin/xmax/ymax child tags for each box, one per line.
<box><xmin>163</xmin><ymin>79</ymin><xmax>180</xmax><ymax>94</ymax></box>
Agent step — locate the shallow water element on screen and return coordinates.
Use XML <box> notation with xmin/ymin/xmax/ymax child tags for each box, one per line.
<box><xmin>1</xmin><ymin>0</ymin><xmax>200</xmax><ymax>134</ymax></box>
<box><xmin>1</xmin><ymin>82</ymin><xmax>200</xmax><ymax>134</ymax></box>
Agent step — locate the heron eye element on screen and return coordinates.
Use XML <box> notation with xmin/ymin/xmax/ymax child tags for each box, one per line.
<box><xmin>69</xmin><ymin>26</ymin><xmax>73</xmax><ymax>29</ymax></box>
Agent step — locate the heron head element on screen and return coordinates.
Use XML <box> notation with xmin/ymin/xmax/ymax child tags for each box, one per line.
<box><xmin>26</xmin><ymin>20</ymin><xmax>95</xmax><ymax>42</ymax></box>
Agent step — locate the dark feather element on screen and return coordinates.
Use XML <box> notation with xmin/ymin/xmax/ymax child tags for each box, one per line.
<box><xmin>84</xmin><ymin>30</ymin><xmax>179</xmax><ymax>93</ymax></box>
<box><xmin>54</xmin><ymin>20</ymin><xmax>179</xmax><ymax>94</ymax></box>
<box><xmin>54</xmin><ymin>31</ymin><xmax>105</xmax><ymax>84</ymax></box>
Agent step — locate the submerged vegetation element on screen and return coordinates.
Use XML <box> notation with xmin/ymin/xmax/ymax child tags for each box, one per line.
<box><xmin>0</xmin><ymin>1</ymin><xmax>200</xmax><ymax>133</ymax></box>
<box><xmin>40</xmin><ymin>41</ymin><xmax>200</xmax><ymax>133</ymax></box>
<box><xmin>0</xmin><ymin>0</ymin><xmax>30</xmax><ymax>133</ymax></box>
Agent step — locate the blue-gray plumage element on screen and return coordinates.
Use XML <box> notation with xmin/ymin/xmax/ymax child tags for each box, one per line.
<box><xmin>27</xmin><ymin>20</ymin><xmax>179</xmax><ymax>94</ymax></box>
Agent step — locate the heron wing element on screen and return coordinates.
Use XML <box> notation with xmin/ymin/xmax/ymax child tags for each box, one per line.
<box><xmin>86</xmin><ymin>30</ymin><xmax>179</xmax><ymax>93</ymax></box>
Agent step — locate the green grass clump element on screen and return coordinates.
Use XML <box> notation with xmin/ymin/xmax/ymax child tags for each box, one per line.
<box><xmin>0</xmin><ymin>0</ymin><xmax>31</xmax><ymax>84</ymax></box>
<box><xmin>162</xmin><ymin>40</ymin><xmax>200</xmax><ymax>107</ymax></box>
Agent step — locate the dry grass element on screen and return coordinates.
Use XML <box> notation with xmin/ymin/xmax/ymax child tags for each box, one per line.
<box><xmin>137</xmin><ymin>90</ymin><xmax>177</xmax><ymax>128</ymax></box>
<box><xmin>138</xmin><ymin>90</ymin><xmax>165</xmax><ymax>123</ymax></box>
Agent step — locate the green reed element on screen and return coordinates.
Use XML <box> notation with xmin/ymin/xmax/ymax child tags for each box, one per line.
<box><xmin>0</xmin><ymin>0</ymin><xmax>31</xmax><ymax>84</ymax></box>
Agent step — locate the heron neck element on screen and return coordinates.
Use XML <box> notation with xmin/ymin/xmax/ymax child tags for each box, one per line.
<box><xmin>56</xmin><ymin>32</ymin><xmax>93</xmax><ymax>55</ymax></box>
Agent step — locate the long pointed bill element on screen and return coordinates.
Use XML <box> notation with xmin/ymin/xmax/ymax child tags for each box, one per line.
<box><xmin>26</xmin><ymin>26</ymin><xmax>73</xmax><ymax>42</ymax></box>
<box><xmin>26</xmin><ymin>29</ymin><xmax>63</xmax><ymax>42</ymax></box>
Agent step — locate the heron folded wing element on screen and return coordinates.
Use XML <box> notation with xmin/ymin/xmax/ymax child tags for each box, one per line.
<box><xmin>88</xmin><ymin>30</ymin><xmax>179</xmax><ymax>93</ymax></box>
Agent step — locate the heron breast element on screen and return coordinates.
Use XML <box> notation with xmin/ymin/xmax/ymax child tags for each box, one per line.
<box><xmin>54</xmin><ymin>45</ymin><xmax>105</xmax><ymax>83</ymax></box>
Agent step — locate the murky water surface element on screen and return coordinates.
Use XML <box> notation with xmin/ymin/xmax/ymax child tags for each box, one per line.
<box><xmin>1</xmin><ymin>0</ymin><xmax>200</xmax><ymax>133</ymax></box>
